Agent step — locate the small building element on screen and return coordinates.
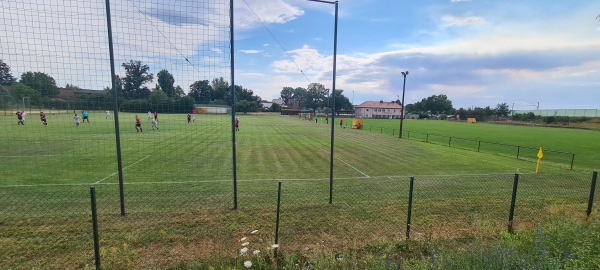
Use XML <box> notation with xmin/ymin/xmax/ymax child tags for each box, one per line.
<box><xmin>261</xmin><ymin>100</ymin><xmax>273</xmax><ymax>109</ymax></box>
<box><xmin>193</xmin><ymin>104</ymin><xmax>231</xmax><ymax>114</ymax></box>
<box><xmin>58</xmin><ymin>88</ymin><xmax>106</xmax><ymax>101</ymax></box>
<box><xmin>272</xmin><ymin>99</ymin><xmax>285</xmax><ymax>106</ymax></box>
<box><xmin>405</xmin><ymin>113</ymin><xmax>420</xmax><ymax>119</ymax></box>
<box><xmin>354</xmin><ymin>101</ymin><xmax>403</xmax><ymax>119</ymax></box>
<box><xmin>286</xmin><ymin>98</ymin><xmax>300</xmax><ymax>108</ymax></box>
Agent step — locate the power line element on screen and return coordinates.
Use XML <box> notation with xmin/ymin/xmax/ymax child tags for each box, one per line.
<box><xmin>241</xmin><ymin>0</ymin><xmax>313</xmax><ymax>84</ymax></box>
<box><xmin>125</xmin><ymin>0</ymin><xmax>199</xmax><ymax>72</ymax></box>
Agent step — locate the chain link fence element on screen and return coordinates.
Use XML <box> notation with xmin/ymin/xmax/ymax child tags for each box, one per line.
<box><xmin>1</xmin><ymin>172</ymin><xmax>597</xmax><ymax>269</ymax></box>
<box><xmin>355</xmin><ymin>125</ymin><xmax>576</xmax><ymax>169</ymax></box>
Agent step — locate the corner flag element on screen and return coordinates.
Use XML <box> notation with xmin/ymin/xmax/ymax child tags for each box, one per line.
<box><xmin>536</xmin><ymin>147</ymin><xmax>543</xmax><ymax>173</ymax></box>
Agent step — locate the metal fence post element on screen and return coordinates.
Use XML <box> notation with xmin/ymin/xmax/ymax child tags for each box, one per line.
<box><xmin>516</xmin><ymin>146</ymin><xmax>520</xmax><ymax>159</ymax></box>
<box><xmin>406</xmin><ymin>176</ymin><xmax>414</xmax><ymax>240</ymax></box>
<box><xmin>508</xmin><ymin>174</ymin><xmax>520</xmax><ymax>233</ymax></box>
<box><xmin>570</xmin><ymin>154</ymin><xmax>575</xmax><ymax>170</ymax></box>
<box><xmin>587</xmin><ymin>171</ymin><xmax>598</xmax><ymax>219</ymax></box>
<box><xmin>90</xmin><ymin>187</ymin><xmax>101</xmax><ymax>270</ymax></box>
<box><xmin>274</xmin><ymin>182</ymin><xmax>282</xmax><ymax>258</ymax></box>
<box><xmin>478</xmin><ymin>141</ymin><xmax>481</xmax><ymax>152</ymax></box>
<box><xmin>104</xmin><ymin>0</ymin><xmax>126</xmax><ymax>217</ymax></box>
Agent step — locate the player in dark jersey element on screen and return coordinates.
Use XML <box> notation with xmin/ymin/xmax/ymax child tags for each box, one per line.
<box><xmin>187</xmin><ymin>113</ymin><xmax>192</xmax><ymax>124</ymax></box>
<box><xmin>16</xmin><ymin>111</ymin><xmax>24</xmax><ymax>125</ymax></box>
<box><xmin>153</xmin><ymin>111</ymin><xmax>158</xmax><ymax>122</ymax></box>
<box><xmin>135</xmin><ymin>115</ymin><xmax>142</xmax><ymax>132</ymax></box>
<box><xmin>40</xmin><ymin>111</ymin><xmax>47</xmax><ymax>126</ymax></box>
<box><xmin>235</xmin><ymin>117</ymin><xmax>240</xmax><ymax>132</ymax></box>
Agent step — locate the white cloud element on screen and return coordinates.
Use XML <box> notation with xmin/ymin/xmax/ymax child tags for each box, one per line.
<box><xmin>441</xmin><ymin>15</ymin><xmax>486</xmax><ymax>27</ymax></box>
<box><xmin>235</xmin><ymin>0</ymin><xmax>304</xmax><ymax>30</ymax></box>
<box><xmin>240</xmin><ymin>50</ymin><xmax>261</xmax><ymax>54</ymax></box>
<box><xmin>1</xmin><ymin>0</ymin><xmax>231</xmax><ymax>92</ymax></box>
<box><xmin>263</xmin><ymin>43</ymin><xmax>270</xmax><ymax>47</ymax></box>
<box><xmin>260</xmin><ymin>26</ymin><xmax>600</xmax><ymax>108</ymax></box>
<box><xmin>272</xmin><ymin>45</ymin><xmax>329</xmax><ymax>76</ymax></box>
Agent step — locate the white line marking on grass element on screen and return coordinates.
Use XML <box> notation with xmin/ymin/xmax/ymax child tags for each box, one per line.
<box><xmin>0</xmin><ymin>155</ymin><xmax>60</xmax><ymax>158</ymax></box>
<box><xmin>93</xmin><ymin>155</ymin><xmax>150</xmax><ymax>184</ymax></box>
<box><xmin>313</xmin><ymin>144</ymin><xmax>371</xmax><ymax>178</ymax></box>
<box><xmin>1</xmin><ymin>172</ymin><xmax>543</xmax><ymax>188</ymax></box>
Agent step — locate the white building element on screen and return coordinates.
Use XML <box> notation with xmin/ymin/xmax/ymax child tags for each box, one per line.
<box><xmin>272</xmin><ymin>99</ymin><xmax>285</xmax><ymax>106</ymax></box>
<box><xmin>261</xmin><ymin>100</ymin><xmax>273</xmax><ymax>109</ymax></box>
<box><xmin>354</xmin><ymin>101</ymin><xmax>403</xmax><ymax>119</ymax></box>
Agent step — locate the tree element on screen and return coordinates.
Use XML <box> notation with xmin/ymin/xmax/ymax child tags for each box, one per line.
<box><xmin>103</xmin><ymin>74</ymin><xmax>123</xmax><ymax>99</ymax></box>
<box><xmin>19</xmin><ymin>71</ymin><xmax>59</xmax><ymax>97</ymax></box>
<box><xmin>10</xmin><ymin>83</ymin><xmax>41</xmax><ymax>101</ymax></box>
<box><xmin>280</xmin><ymin>87</ymin><xmax>294</xmax><ymax>104</ymax></box>
<box><xmin>65</xmin><ymin>83</ymin><xmax>81</xmax><ymax>90</ymax></box>
<box><xmin>174</xmin><ymin>96</ymin><xmax>195</xmax><ymax>113</ymax></box>
<box><xmin>149</xmin><ymin>85</ymin><xmax>170</xmax><ymax>104</ymax></box>
<box><xmin>270</xmin><ymin>103</ymin><xmax>281</xmax><ymax>112</ymax></box>
<box><xmin>157</xmin><ymin>70</ymin><xmax>175</xmax><ymax>98</ymax></box>
<box><xmin>121</xmin><ymin>60</ymin><xmax>153</xmax><ymax>99</ymax></box>
<box><xmin>302</xmin><ymin>83</ymin><xmax>328</xmax><ymax>113</ymax></box>
<box><xmin>332</xmin><ymin>89</ymin><xmax>353</xmax><ymax>113</ymax></box>
<box><xmin>0</xmin><ymin>60</ymin><xmax>16</xmax><ymax>86</ymax></box>
<box><xmin>235</xmin><ymin>99</ymin><xmax>259</xmax><ymax>114</ymax></box>
<box><xmin>455</xmin><ymin>107</ymin><xmax>467</xmax><ymax>119</ymax></box>
<box><xmin>494</xmin><ymin>102</ymin><xmax>510</xmax><ymax>117</ymax></box>
<box><xmin>280</xmin><ymin>86</ymin><xmax>307</xmax><ymax>106</ymax></box>
<box><xmin>412</xmin><ymin>94</ymin><xmax>454</xmax><ymax>115</ymax></box>
<box><xmin>0</xmin><ymin>86</ymin><xmax>11</xmax><ymax>109</ymax></box>
<box><xmin>235</xmin><ymin>85</ymin><xmax>260</xmax><ymax>103</ymax></box>
<box><xmin>188</xmin><ymin>80</ymin><xmax>212</xmax><ymax>103</ymax></box>
<box><xmin>211</xmin><ymin>77</ymin><xmax>229</xmax><ymax>102</ymax></box>
<box><xmin>174</xmin><ymin>85</ymin><xmax>185</xmax><ymax>98</ymax></box>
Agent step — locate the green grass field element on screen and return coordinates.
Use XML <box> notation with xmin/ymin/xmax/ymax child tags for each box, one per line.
<box><xmin>0</xmin><ymin>112</ymin><xmax>598</xmax><ymax>269</ymax></box>
<box><xmin>360</xmin><ymin>118</ymin><xmax>600</xmax><ymax>170</ymax></box>
<box><xmin>2</xmin><ymin>112</ymin><xmax>591</xmax><ymax>187</ymax></box>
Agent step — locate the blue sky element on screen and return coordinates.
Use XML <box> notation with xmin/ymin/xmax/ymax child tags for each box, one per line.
<box><xmin>234</xmin><ymin>0</ymin><xmax>600</xmax><ymax>109</ymax></box>
<box><xmin>2</xmin><ymin>0</ymin><xmax>600</xmax><ymax>110</ymax></box>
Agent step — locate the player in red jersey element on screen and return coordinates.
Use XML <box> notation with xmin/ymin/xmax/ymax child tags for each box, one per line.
<box><xmin>153</xmin><ymin>111</ymin><xmax>158</xmax><ymax>122</ymax></box>
<box><xmin>135</xmin><ymin>115</ymin><xmax>142</xmax><ymax>132</ymax></box>
<box><xmin>40</xmin><ymin>111</ymin><xmax>47</xmax><ymax>126</ymax></box>
<box><xmin>16</xmin><ymin>111</ymin><xmax>24</xmax><ymax>125</ymax></box>
<box><xmin>187</xmin><ymin>113</ymin><xmax>192</xmax><ymax>124</ymax></box>
<box><xmin>235</xmin><ymin>117</ymin><xmax>240</xmax><ymax>131</ymax></box>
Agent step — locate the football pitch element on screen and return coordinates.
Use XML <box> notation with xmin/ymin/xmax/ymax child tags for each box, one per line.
<box><xmin>0</xmin><ymin>112</ymin><xmax>580</xmax><ymax>189</ymax></box>
<box><xmin>1</xmin><ymin>112</ymin><xmax>599</xmax><ymax>269</ymax></box>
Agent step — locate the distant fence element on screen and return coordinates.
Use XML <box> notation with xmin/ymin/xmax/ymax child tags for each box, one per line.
<box><xmin>513</xmin><ymin>109</ymin><xmax>600</xmax><ymax>117</ymax></box>
<box><xmin>358</xmin><ymin>124</ymin><xmax>576</xmax><ymax>169</ymax></box>
<box><xmin>0</xmin><ymin>172</ymin><xmax>597</xmax><ymax>269</ymax></box>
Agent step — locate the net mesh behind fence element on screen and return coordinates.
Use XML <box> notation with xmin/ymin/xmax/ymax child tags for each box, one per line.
<box><xmin>0</xmin><ymin>0</ymin><xmax>232</xmax><ymax>186</ymax></box>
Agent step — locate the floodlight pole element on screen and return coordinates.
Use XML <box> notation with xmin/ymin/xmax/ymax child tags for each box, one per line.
<box><xmin>399</xmin><ymin>71</ymin><xmax>408</xmax><ymax>139</ymax></box>
<box><xmin>308</xmin><ymin>0</ymin><xmax>338</xmax><ymax>204</ymax></box>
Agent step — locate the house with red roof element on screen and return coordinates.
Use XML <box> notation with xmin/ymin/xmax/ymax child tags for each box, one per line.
<box><xmin>354</xmin><ymin>101</ymin><xmax>403</xmax><ymax>119</ymax></box>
